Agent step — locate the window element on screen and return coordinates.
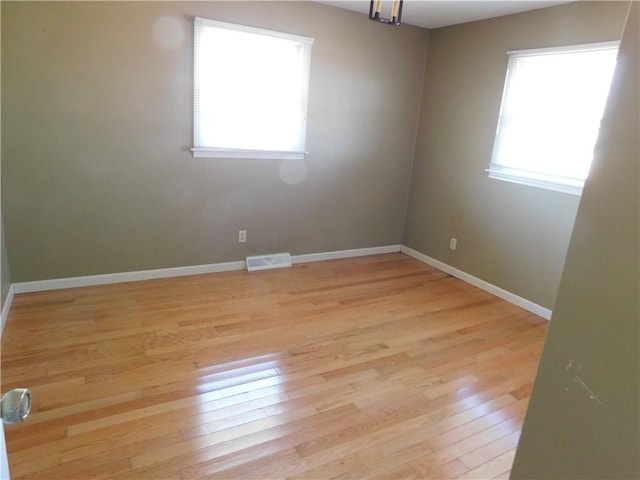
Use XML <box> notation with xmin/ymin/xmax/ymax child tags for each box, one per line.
<box><xmin>192</xmin><ymin>18</ymin><xmax>313</xmax><ymax>159</ymax></box>
<box><xmin>487</xmin><ymin>42</ymin><xmax>619</xmax><ymax>195</ymax></box>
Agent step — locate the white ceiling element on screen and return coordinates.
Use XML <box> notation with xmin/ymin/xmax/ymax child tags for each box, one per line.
<box><xmin>314</xmin><ymin>0</ymin><xmax>574</xmax><ymax>29</ymax></box>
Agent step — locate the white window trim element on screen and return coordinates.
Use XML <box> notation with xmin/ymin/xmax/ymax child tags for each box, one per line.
<box><xmin>486</xmin><ymin>165</ymin><xmax>584</xmax><ymax>195</ymax></box>
<box><xmin>191</xmin><ymin>147</ymin><xmax>307</xmax><ymax>160</ymax></box>
<box><xmin>192</xmin><ymin>18</ymin><xmax>314</xmax><ymax>160</ymax></box>
<box><xmin>506</xmin><ymin>41</ymin><xmax>619</xmax><ymax>58</ymax></box>
<box><xmin>487</xmin><ymin>41</ymin><xmax>619</xmax><ymax>196</ymax></box>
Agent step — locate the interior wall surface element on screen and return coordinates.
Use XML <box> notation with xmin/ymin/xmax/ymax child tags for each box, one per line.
<box><xmin>1</xmin><ymin>1</ymin><xmax>428</xmax><ymax>281</ymax></box>
<box><xmin>402</xmin><ymin>1</ymin><xmax>629</xmax><ymax>309</ymax></box>
<box><xmin>0</xmin><ymin>216</ymin><xmax>11</xmax><ymax>309</ymax></box>
<box><xmin>511</xmin><ymin>2</ymin><xmax>639</xmax><ymax>478</ymax></box>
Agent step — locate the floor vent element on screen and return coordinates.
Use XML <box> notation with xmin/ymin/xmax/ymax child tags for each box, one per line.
<box><xmin>246</xmin><ymin>253</ymin><xmax>292</xmax><ymax>272</ymax></box>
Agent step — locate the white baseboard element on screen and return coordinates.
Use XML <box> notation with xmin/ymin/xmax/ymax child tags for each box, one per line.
<box><xmin>400</xmin><ymin>245</ymin><xmax>552</xmax><ymax>320</ymax></box>
<box><xmin>1</xmin><ymin>284</ymin><xmax>15</xmax><ymax>336</ymax></box>
<box><xmin>2</xmin><ymin>243</ymin><xmax>549</xmax><ymax>338</ymax></box>
<box><xmin>11</xmin><ymin>260</ymin><xmax>247</xmax><ymax>295</ymax></box>
<box><xmin>292</xmin><ymin>245</ymin><xmax>401</xmax><ymax>264</ymax></box>
<box><xmin>10</xmin><ymin>245</ymin><xmax>402</xmax><ymax>295</ymax></box>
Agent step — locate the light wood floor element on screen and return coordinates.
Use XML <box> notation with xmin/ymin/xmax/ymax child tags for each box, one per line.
<box><xmin>1</xmin><ymin>253</ymin><xmax>547</xmax><ymax>479</ymax></box>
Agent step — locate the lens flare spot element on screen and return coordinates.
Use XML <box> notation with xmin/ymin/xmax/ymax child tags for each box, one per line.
<box><xmin>279</xmin><ymin>159</ymin><xmax>307</xmax><ymax>185</ymax></box>
<box><xmin>152</xmin><ymin>16</ymin><xmax>185</xmax><ymax>50</ymax></box>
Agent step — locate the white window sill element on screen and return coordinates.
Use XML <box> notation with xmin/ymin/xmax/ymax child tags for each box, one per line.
<box><xmin>192</xmin><ymin>147</ymin><xmax>306</xmax><ymax>160</ymax></box>
<box><xmin>486</xmin><ymin>166</ymin><xmax>583</xmax><ymax>196</ymax></box>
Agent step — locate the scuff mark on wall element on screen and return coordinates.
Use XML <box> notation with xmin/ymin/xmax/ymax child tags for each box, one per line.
<box><xmin>565</xmin><ymin>359</ymin><xmax>603</xmax><ymax>406</ymax></box>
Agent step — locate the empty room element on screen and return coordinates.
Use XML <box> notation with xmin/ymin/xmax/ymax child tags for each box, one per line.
<box><xmin>1</xmin><ymin>1</ymin><xmax>638</xmax><ymax>479</ymax></box>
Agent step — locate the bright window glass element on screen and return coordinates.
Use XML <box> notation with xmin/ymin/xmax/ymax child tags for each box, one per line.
<box><xmin>193</xmin><ymin>18</ymin><xmax>313</xmax><ymax>159</ymax></box>
<box><xmin>488</xmin><ymin>42</ymin><xmax>619</xmax><ymax>195</ymax></box>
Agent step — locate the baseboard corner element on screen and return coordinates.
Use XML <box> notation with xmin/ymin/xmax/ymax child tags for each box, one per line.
<box><xmin>1</xmin><ymin>284</ymin><xmax>15</xmax><ymax>337</ymax></box>
<box><xmin>400</xmin><ymin>245</ymin><xmax>552</xmax><ymax>320</ymax></box>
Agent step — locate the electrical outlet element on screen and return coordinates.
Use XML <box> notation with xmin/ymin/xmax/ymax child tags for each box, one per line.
<box><xmin>239</xmin><ymin>230</ymin><xmax>247</xmax><ymax>243</ymax></box>
<box><xmin>449</xmin><ymin>237</ymin><xmax>457</xmax><ymax>250</ymax></box>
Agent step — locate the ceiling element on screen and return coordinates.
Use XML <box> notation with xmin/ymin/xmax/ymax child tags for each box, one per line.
<box><xmin>314</xmin><ymin>0</ymin><xmax>574</xmax><ymax>29</ymax></box>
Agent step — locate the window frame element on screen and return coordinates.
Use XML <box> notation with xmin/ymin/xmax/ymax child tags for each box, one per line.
<box><xmin>191</xmin><ymin>17</ymin><xmax>314</xmax><ymax>160</ymax></box>
<box><xmin>487</xmin><ymin>41</ymin><xmax>619</xmax><ymax>196</ymax></box>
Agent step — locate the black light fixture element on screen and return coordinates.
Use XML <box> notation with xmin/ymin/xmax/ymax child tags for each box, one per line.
<box><xmin>369</xmin><ymin>0</ymin><xmax>403</xmax><ymax>26</ymax></box>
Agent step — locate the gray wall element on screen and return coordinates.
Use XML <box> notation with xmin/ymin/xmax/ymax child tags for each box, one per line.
<box><xmin>511</xmin><ymin>2</ymin><xmax>639</xmax><ymax>478</ymax></box>
<box><xmin>402</xmin><ymin>1</ymin><xmax>629</xmax><ymax>309</ymax></box>
<box><xmin>0</xmin><ymin>1</ymin><xmax>9</xmax><ymax>311</ymax></box>
<box><xmin>1</xmin><ymin>1</ymin><xmax>428</xmax><ymax>282</ymax></box>
<box><xmin>1</xmin><ymin>216</ymin><xmax>10</xmax><ymax>310</ymax></box>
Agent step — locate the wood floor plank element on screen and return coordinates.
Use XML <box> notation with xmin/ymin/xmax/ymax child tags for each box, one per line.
<box><xmin>196</xmin><ymin>447</ymin><xmax>301</xmax><ymax>480</ymax></box>
<box><xmin>420</xmin><ymin>459</ymin><xmax>470</xmax><ymax>479</ymax></box>
<box><xmin>1</xmin><ymin>253</ymin><xmax>547</xmax><ymax>479</ymax></box>
<box><xmin>456</xmin><ymin>448</ymin><xmax>518</xmax><ymax>479</ymax></box>
<box><xmin>459</xmin><ymin>430</ymin><xmax>521</xmax><ymax>469</ymax></box>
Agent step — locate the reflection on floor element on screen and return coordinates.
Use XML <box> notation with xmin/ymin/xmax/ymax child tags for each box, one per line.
<box><xmin>1</xmin><ymin>253</ymin><xmax>547</xmax><ymax>479</ymax></box>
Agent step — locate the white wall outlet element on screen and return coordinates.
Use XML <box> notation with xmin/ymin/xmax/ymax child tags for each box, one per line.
<box><xmin>449</xmin><ymin>237</ymin><xmax>457</xmax><ymax>250</ymax></box>
<box><xmin>238</xmin><ymin>230</ymin><xmax>247</xmax><ymax>243</ymax></box>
